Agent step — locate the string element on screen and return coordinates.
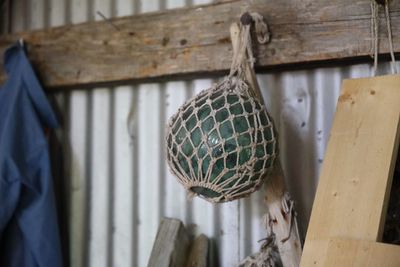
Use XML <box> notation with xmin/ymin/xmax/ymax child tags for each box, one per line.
<box><xmin>229</xmin><ymin>24</ymin><xmax>251</xmax><ymax>78</ymax></box>
<box><xmin>371</xmin><ymin>1</ymin><xmax>379</xmax><ymax>76</ymax></box>
<box><xmin>165</xmin><ymin>12</ymin><xmax>277</xmax><ymax>203</ymax></box>
<box><xmin>229</xmin><ymin>12</ymin><xmax>269</xmax><ymax>79</ymax></box>
<box><xmin>384</xmin><ymin>0</ymin><xmax>397</xmax><ymax>74</ymax></box>
<box><xmin>370</xmin><ymin>0</ymin><xmax>397</xmax><ymax>76</ymax></box>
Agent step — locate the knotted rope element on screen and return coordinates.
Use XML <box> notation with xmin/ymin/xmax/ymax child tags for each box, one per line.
<box><xmin>371</xmin><ymin>0</ymin><xmax>397</xmax><ymax>75</ymax></box>
<box><xmin>165</xmin><ymin>12</ymin><xmax>277</xmax><ymax>203</ymax></box>
<box><xmin>229</xmin><ymin>12</ymin><xmax>270</xmax><ymax>80</ymax></box>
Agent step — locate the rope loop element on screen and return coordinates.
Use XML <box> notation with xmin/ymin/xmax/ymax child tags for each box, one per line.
<box><xmin>229</xmin><ymin>12</ymin><xmax>270</xmax><ymax>79</ymax></box>
<box><xmin>370</xmin><ymin>0</ymin><xmax>397</xmax><ymax>76</ymax></box>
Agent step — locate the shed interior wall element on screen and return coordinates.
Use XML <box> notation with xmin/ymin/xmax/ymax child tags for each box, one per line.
<box><xmin>2</xmin><ymin>0</ymin><xmax>398</xmax><ymax>266</ymax></box>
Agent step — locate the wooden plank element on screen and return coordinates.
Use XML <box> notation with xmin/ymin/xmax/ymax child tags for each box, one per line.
<box><xmin>300</xmin><ymin>75</ymin><xmax>400</xmax><ymax>266</ymax></box>
<box><xmin>301</xmin><ymin>238</ymin><xmax>400</xmax><ymax>267</ymax></box>
<box><xmin>185</xmin><ymin>234</ymin><xmax>209</xmax><ymax>267</ymax></box>
<box><xmin>2</xmin><ymin>0</ymin><xmax>400</xmax><ymax>89</ymax></box>
<box><xmin>231</xmin><ymin>22</ymin><xmax>302</xmax><ymax>267</ymax></box>
<box><xmin>147</xmin><ymin>218</ymin><xmax>190</xmax><ymax>267</ymax></box>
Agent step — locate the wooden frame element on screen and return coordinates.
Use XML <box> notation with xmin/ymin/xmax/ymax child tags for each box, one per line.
<box><xmin>303</xmin><ymin>238</ymin><xmax>400</xmax><ymax>267</ymax></box>
<box><xmin>300</xmin><ymin>75</ymin><xmax>400</xmax><ymax>266</ymax></box>
<box><xmin>1</xmin><ymin>0</ymin><xmax>400</xmax><ymax>89</ymax></box>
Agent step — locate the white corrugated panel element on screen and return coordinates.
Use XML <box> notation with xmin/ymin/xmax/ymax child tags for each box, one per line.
<box><xmin>5</xmin><ymin>0</ymin><xmax>400</xmax><ymax>266</ymax></box>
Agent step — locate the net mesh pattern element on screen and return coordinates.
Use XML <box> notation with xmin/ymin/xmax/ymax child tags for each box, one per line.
<box><xmin>166</xmin><ymin>76</ymin><xmax>277</xmax><ymax>203</ymax></box>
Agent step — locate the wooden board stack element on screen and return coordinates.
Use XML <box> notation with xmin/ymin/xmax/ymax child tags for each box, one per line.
<box><xmin>300</xmin><ymin>75</ymin><xmax>400</xmax><ymax>266</ymax></box>
<box><xmin>147</xmin><ymin>218</ymin><xmax>209</xmax><ymax>267</ymax></box>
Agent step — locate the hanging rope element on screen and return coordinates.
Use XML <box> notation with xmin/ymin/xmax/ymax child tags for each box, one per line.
<box><xmin>371</xmin><ymin>1</ymin><xmax>379</xmax><ymax>76</ymax></box>
<box><xmin>384</xmin><ymin>0</ymin><xmax>398</xmax><ymax>74</ymax></box>
<box><xmin>370</xmin><ymin>0</ymin><xmax>397</xmax><ymax>76</ymax></box>
<box><xmin>229</xmin><ymin>12</ymin><xmax>270</xmax><ymax>79</ymax></box>
<box><xmin>165</xmin><ymin>12</ymin><xmax>277</xmax><ymax>203</ymax></box>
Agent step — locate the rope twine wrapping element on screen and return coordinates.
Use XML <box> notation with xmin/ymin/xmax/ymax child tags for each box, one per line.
<box><xmin>370</xmin><ymin>0</ymin><xmax>398</xmax><ymax>76</ymax></box>
<box><xmin>165</xmin><ymin>13</ymin><xmax>277</xmax><ymax>203</ymax></box>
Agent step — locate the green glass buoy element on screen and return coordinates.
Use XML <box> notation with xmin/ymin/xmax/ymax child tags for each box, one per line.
<box><xmin>166</xmin><ymin>78</ymin><xmax>277</xmax><ymax>203</ymax></box>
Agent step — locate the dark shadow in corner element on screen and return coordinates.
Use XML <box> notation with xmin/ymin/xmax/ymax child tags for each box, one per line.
<box><xmin>383</xmin><ymin>154</ymin><xmax>400</xmax><ymax>245</ymax></box>
<box><xmin>208</xmin><ymin>237</ymin><xmax>221</xmax><ymax>267</ymax></box>
<box><xmin>48</xmin><ymin>94</ymin><xmax>71</xmax><ymax>267</ymax></box>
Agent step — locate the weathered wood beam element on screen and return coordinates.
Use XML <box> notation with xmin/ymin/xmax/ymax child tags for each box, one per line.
<box><xmin>147</xmin><ymin>218</ymin><xmax>190</xmax><ymax>267</ymax></box>
<box><xmin>230</xmin><ymin>22</ymin><xmax>302</xmax><ymax>267</ymax></box>
<box><xmin>185</xmin><ymin>234</ymin><xmax>209</xmax><ymax>267</ymax></box>
<box><xmin>1</xmin><ymin>0</ymin><xmax>400</xmax><ymax>89</ymax></box>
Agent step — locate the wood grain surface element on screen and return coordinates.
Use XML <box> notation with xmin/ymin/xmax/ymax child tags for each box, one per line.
<box><xmin>300</xmin><ymin>75</ymin><xmax>400</xmax><ymax>266</ymax></box>
<box><xmin>1</xmin><ymin>0</ymin><xmax>400</xmax><ymax>89</ymax></box>
<box><xmin>147</xmin><ymin>218</ymin><xmax>190</xmax><ymax>267</ymax></box>
<box><xmin>301</xmin><ymin>238</ymin><xmax>400</xmax><ymax>267</ymax></box>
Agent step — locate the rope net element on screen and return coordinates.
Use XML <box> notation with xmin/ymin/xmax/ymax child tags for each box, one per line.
<box><xmin>165</xmin><ymin>14</ymin><xmax>277</xmax><ymax>203</ymax></box>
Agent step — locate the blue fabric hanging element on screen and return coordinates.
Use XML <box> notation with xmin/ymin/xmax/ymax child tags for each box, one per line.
<box><xmin>0</xmin><ymin>42</ymin><xmax>62</xmax><ymax>267</ymax></box>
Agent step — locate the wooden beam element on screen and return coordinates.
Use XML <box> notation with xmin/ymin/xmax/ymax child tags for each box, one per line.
<box><xmin>302</xmin><ymin>238</ymin><xmax>400</xmax><ymax>267</ymax></box>
<box><xmin>300</xmin><ymin>75</ymin><xmax>400</xmax><ymax>266</ymax></box>
<box><xmin>231</xmin><ymin>22</ymin><xmax>302</xmax><ymax>267</ymax></box>
<box><xmin>147</xmin><ymin>218</ymin><xmax>190</xmax><ymax>267</ymax></box>
<box><xmin>185</xmin><ymin>234</ymin><xmax>208</xmax><ymax>267</ymax></box>
<box><xmin>1</xmin><ymin>0</ymin><xmax>400</xmax><ymax>89</ymax></box>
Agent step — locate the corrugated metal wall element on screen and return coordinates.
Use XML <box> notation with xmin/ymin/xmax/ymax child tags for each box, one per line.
<box><xmin>3</xmin><ymin>0</ymin><xmax>398</xmax><ymax>266</ymax></box>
